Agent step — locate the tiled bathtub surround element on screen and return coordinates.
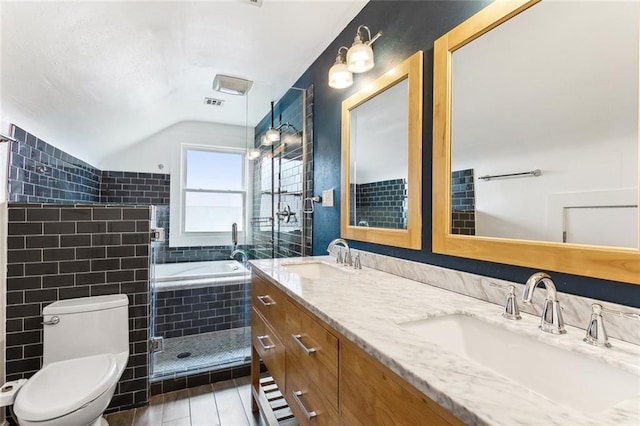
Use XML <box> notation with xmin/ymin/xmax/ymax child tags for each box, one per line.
<box><xmin>8</xmin><ymin>126</ymin><xmax>101</xmax><ymax>203</ymax></box>
<box><xmin>6</xmin><ymin>204</ymin><xmax>151</xmax><ymax>411</ymax></box>
<box><xmin>341</xmin><ymin>249</ymin><xmax>640</xmax><ymax>345</ymax></box>
<box><xmin>154</xmin><ymin>283</ymin><xmax>250</xmax><ymax>339</ymax></box>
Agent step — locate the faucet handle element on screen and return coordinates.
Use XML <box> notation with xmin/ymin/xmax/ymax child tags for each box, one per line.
<box><xmin>344</xmin><ymin>250</ymin><xmax>353</xmax><ymax>266</ymax></box>
<box><xmin>353</xmin><ymin>253</ymin><xmax>362</xmax><ymax>269</ymax></box>
<box><xmin>335</xmin><ymin>248</ymin><xmax>343</xmax><ymax>264</ymax></box>
<box><xmin>584</xmin><ymin>303</ymin><xmax>640</xmax><ymax>348</ymax></box>
<box><xmin>502</xmin><ymin>285</ymin><xmax>521</xmax><ymax>320</ymax></box>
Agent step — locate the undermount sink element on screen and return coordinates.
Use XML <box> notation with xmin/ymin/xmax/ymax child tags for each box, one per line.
<box><xmin>281</xmin><ymin>261</ymin><xmax>352</xmax><ymax>280</ymax></box>
<box><xmin>398</xmin><ymin>314</ymin><xmax>640</xmax><ymax>413</ymax></box>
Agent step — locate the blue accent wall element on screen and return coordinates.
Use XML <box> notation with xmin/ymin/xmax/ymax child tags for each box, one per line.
<box><xmin>295</xmin><ymin>0</ymin><xmax>640</xmax><ymax>307</ymax></box>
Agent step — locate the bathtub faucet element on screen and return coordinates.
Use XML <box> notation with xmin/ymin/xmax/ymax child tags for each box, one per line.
<box><xmin>230</xmin><ymin>249</ymin><xmax>248</xmax><ymax>264</ymax></box>
<box><xmin>231</xmin><ymin>223</ymin><xmax>238</xmax><ymax>250</ymax></box>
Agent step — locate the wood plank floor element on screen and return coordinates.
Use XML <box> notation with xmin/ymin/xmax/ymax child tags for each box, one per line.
<box><xmin>105</xmin><ymin>377</ymin><xmax>267</xmax><ymax>426</ymax></box>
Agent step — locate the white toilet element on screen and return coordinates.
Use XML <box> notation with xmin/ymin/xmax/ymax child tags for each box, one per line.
<box><xmin>13</xmin><ymin>295</ymin><xmax>130</xmax><ymax>426</ymax></box>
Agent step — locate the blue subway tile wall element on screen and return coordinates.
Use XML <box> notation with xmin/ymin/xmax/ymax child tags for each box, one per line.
<box><xmin>100</xmin><ymin>171</ymin><xmax>170</xmax><ymax>205</ymax></box>
<box><xmin>353</xmin><ymin>178</ymin><xmax>407</xmax><ymax>229</ymax></box>
<box><xmin>8</xmin><ymin>126</ymin><xmax>101</xmax><ymax>203</ymax></box>
<box><xmin>154</xmin><ymin>283</ymin><xmax>250</xmax><ymax>339</ymax></box>
<box><xmin>251</xmin><ymin>87</ymin><xmax>313</xmax><ymax>259</ymax></box>
<box><xmin>451</xmin><ymin>169</ymin><xmax>476</xmax><ymax>235</ymax></box>
<box><xmin>6</xmin><ymin>204</ymin><xmax>151</xmax><ymax>412</ymax></box>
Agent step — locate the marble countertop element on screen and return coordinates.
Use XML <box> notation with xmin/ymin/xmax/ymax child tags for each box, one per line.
<box><xmin>250</xmin><ymin>256</ymin><xmax>640</xmax><ymax>426</ymax></box>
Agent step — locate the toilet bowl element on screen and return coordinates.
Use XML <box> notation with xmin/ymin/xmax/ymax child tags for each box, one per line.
<box><xmin>11</xmin><ymin>295</ymin><xmax>130</xmax><ymax>426</ymax></box>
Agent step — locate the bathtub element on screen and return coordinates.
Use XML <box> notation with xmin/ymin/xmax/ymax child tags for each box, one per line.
<box><xmin>154</xmin><ymin>260</ymin><xmax>250</xmax><ymax>291</ymax></box>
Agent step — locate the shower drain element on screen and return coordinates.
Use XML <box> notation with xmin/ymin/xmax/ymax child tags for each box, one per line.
<box><xmin>177</xmin><ymin>352</ymin><xmax>192</xmax><ymax>359</ymax></box>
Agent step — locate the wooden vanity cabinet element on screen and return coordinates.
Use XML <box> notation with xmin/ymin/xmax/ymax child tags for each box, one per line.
<box><xmin>251</xmin><ymin>271</ymin><xmax>462</xmax><ymax>426</ymax></box>
<box><xmin>285</xmin><ymin>300</ymin><xmax>339</xmax><ymax>425</ymax></box>
<box><xmin>340</xmin><ymin>339</ymin><xmax>463</xmax><ymax>426</ymax></box>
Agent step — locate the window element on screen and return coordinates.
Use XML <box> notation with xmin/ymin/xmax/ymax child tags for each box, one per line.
<box><xmin>170</xmin><ymin>145</ymin><xmax>247</xmax><ymax>246</ymax></box>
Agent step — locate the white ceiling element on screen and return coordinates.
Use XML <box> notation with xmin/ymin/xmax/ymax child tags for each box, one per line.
<box><xmin>0</xmin><ymin>0</ymin><xmax>367</xmax><ymax>166</ymax></box>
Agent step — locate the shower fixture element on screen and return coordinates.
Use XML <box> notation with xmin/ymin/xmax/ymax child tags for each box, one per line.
<box><xmin>212</xmin><ymin>75</ymin><xmax>253</xmax><ymax>96</ymax></box>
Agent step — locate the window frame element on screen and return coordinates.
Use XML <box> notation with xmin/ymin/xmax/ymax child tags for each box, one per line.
<box><xmin>169</xmin><ymin>144</ymin><xmax>249</xmax><ymax>247</ymax></box>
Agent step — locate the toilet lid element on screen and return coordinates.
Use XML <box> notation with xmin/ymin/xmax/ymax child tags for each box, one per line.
<box><xmin>14</xmin><ymin>354</ymin><xmax>117</xmax><ymax>422</ymax></box>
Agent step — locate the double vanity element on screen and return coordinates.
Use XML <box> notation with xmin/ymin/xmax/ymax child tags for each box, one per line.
<box><xmin>249</xmin><ymin>254</ymin><xmax>640</xmax><ymax>425</ymax></box>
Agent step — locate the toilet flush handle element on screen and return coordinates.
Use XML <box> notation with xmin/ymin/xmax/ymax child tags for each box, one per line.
<box><xmin>42</xmin><ymin>316</ymin><xmax>60</xmax><ymax>326</ymax></box>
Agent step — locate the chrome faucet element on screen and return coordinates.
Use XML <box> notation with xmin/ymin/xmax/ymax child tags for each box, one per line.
<box><xmin>521</xmin><ymin>272</ymin><xmax>566</xmax><ymax>334</ymax></box>
<box><xmin>584</xmin><ymin>303</ymin><xmax>640</xmax><ymax>348</ymax></box>
<box><xmin>327</xmin><ymin>238</ymin><xmax>352</xmax><ymax>266</ymax></box>
<box><xmin>230</xmin><ymin>249</ymin><xmax>248</xmax><ymax>264</ymax></box>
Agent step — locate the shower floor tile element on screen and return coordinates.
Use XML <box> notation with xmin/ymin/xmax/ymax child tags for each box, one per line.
<box><xmin>152</xmin><ymin>327</ymin><xmax>251</xmax><ymax>380</ymax></box>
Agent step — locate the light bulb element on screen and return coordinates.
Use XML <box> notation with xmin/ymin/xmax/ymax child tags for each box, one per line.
<box><xmin>347</xmin><ymin>38</ymin><xmax>374</xmax><ymax>73</ymax></box>
<box><xmin>266</xmin><ymin>127</ymin><xmax>280</xmax><ymax>143</ymax></box>
<box><xmin>328</xmin><ymin>61</ymin><xmax>353</xmax><ymax>89</ymax></box>
<box><xmin>247</xmin><ymin>148</ymin><xmax>261</xmax><ymax>160</ymax></box>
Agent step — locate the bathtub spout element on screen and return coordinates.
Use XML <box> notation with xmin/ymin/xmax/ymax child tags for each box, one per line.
<box><xmin>230</xmin><ymin>249</ymin><xmax>248</xmax><ymax>264</ymax></box>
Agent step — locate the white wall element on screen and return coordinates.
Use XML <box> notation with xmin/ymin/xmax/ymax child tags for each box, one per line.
<box><xmin>98</xmin><ymin>120</ymin><xmax>252</xmax><ymax>173</ymax></box>
<box><xmin>455</xmin><ymin>136</ymin><xmax>637</xmax><ymax>245</ymax></box>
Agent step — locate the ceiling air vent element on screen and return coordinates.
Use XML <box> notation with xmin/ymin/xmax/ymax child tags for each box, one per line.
<box><xmin>238</xmin><ymin>0</ymin><xmax>263</xmax><ymax>7</ymax></box>
<box><xmin>204</xmin><ymin>97</ymin><xmax>225</xmax><ymax>107</ymax></box>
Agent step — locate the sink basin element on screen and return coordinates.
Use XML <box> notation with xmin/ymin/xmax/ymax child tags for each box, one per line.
<box><xmin>281</xmin><ymin>261</ymin><xmax>352</xmax><ymax>280</ymax></box>
<box><xmin>398</xmin><ymin>314</ymin><xmax>640</xmax><ymax>413</ymax></box>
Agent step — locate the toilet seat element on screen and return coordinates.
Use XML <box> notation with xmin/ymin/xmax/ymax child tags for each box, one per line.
<box><xmin>14</xmin><ymin>353</ymin><xmax>117</xmax><ymax>422</ymax></box>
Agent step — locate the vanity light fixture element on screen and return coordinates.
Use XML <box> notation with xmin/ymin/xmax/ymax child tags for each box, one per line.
<box><xmin>261</xmin><ymin>101</ymin><xmax>302</xmax><ymax>145</ymax></box>
<box><xmin>347</xmin><ymin>25</ymin><xmax>382</xmax><ymax>73</ymax></box>
<box><xmin>328</xmin><ymin>46</ymin><xmax>353</xmax><ymax>89</ymax></box>
<box><xmin>263</xmin><ymin>101</ymin><xmax>279</xmax><ymax>146</ymax></box>
<box><xmin>247</xmin><ymin>148</ymin><xmax>261</xmax><ymax>160</ymax></box>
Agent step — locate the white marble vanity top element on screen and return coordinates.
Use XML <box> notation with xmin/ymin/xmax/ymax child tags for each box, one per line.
<box><xmin>250</xmin><ymin>256</ymin><xmax>640</xmax><ymax>426</ymax></box>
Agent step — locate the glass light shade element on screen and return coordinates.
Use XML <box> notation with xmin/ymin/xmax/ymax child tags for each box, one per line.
<box><xmin>260</xmin><ymin>134</ymin><xmax>272</xmax><ymax>146</ymax></box>
<box><xmin>266</xmin><ymin>127</ymin><xmax>280</xmax><ymax>143</ymax></box>
<box><xmin>347</xmin><ymin>41</ymin><xmax>374</xmax><ymax>73</ymax></box>
<box><xmin>282</xmin><ymin>132</ymin><xmax>302</xmax><ymax>146</ymax></box>
<box><xmin>328</xmin><ymin>61</ymin><xmax>353</xmax><ymax>89</ymax></box>
<box><xmin>246</xmin><ymin>148</ymin><xmax>261</xmax><ymax>160</ymax></box>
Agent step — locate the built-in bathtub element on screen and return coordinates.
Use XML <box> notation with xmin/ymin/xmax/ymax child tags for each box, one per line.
<box><xmin>154</xmin><ymin>260</ymin><xmax>250</xmax><ymax>291</ymax></box>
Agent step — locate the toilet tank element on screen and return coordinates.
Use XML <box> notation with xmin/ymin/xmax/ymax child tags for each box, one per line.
<box><xmin>42</xmin><ymin>295</ymin><xmax>129</xmax><ymax>365</ymax></box>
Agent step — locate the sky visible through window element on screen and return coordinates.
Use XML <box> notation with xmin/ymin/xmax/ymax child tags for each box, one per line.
<box><xmin>186</xmin><ymin>150</ymin><xmax>243</xmax><ymax>190</ymax></box>
<box><xmin>184</xmin><ymin>149</ymin><xmax>244</xmax><ymax>233</ymax></box>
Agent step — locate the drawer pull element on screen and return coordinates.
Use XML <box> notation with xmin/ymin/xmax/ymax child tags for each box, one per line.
<box><xmin>292</xmin><ymin>334</ymin><xmax>317</xmax><ymax>355</ymax></box>
<box><xmin>292</xmin><ymin>390</ymin><xmax>317</xmax><ymax>420</ymax></box>
<box><xmin>257</xmin><ymin>295</ymin><xmax>276</xmax><ymax>307</ymax></box>
<box><xmin>256</xmin><ymin>335</ymin><xmax>275</xmax><ymax>351</ymax></box>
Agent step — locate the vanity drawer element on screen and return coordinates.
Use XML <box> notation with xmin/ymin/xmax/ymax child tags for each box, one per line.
<box><xmin>252</xmin><ymin>272</ymin><xmax>287</xmax><ymax>340</ymax></box>
<box><xmin>285</xmin><ymin>300</ymin><xmax>338</xmax><ymax>408</ymax></box>
<box><xmin>252</xmin><ymin>308</ymin><xmax>285</xmax><ymax>389</ymax></box>
<box><xmin>285</xmin><ymin>354</ymin><xmax>339</xmax><ymax>426</ymax></box>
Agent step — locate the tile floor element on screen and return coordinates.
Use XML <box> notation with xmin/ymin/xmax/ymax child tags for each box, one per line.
<box><xmin>105</xmin><ymin>376</ymin><xmax>266</xmax><ymax>426</ymax></box>
<box><xmin>152</xmin><ymin>327</ymin><xmax>251</xmax><ymax>379</ymax></box>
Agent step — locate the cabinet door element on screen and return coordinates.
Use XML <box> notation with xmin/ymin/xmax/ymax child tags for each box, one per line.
<box><xmin>286</xmin><ymin>300</ymin><xmax>339</xmax><ymax>408</ymax></box>
<box><xmin>252</xmin><ymin>272</ymin><xmax>287</xmax><ymax>340</ymax></box>
<box><xmin>286</xmin><ymin>353</ymin><xmax>339</xmax><ymax>426</ymax></box>
<box><xmin>340</xmin><ymin>340</ymin><xmax>463</xmax><ymax>426</ymax></box>
<box><xmin>252</xmin><ymin>308</ymin><xmax>286</xmax><ymax>389</ymax></box>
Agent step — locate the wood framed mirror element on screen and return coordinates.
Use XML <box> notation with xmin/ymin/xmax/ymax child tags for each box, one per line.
<box><xmin>341</xmin><ymin>51</ymin><xmax>423</xmax><ymax>249</ymax></box>
<box><xmin>433</xmin><ymin>0</ymin><xmax>640</xmax><ymax>284</ymax></box>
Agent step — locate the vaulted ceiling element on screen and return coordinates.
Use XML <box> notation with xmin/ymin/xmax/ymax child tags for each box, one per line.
<box><xmin>0</xmin><ymin>0</ymin><xmax>367</xmax><ymax>166</ymax></box>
